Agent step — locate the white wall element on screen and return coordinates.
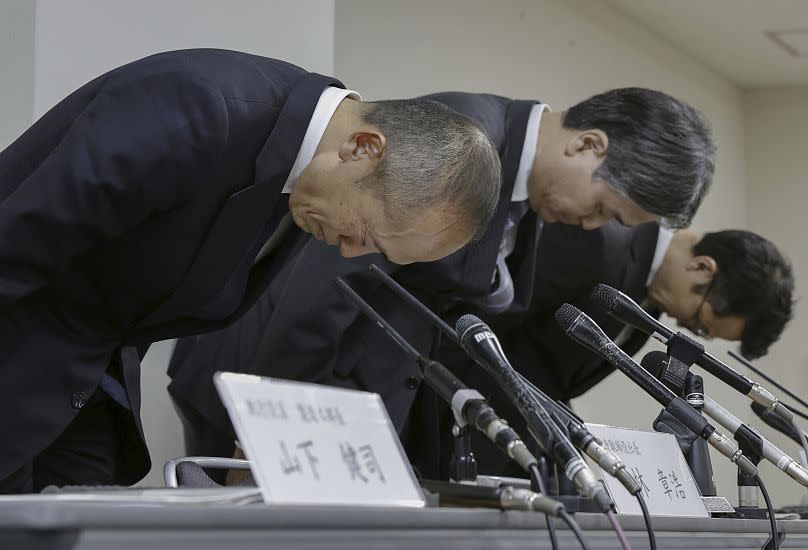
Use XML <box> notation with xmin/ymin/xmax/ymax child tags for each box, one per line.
<box><xmin>0</xmin><ymin>0</ymin><xmax>35</xmax><ymax>149</ymax></box>
<box><xmin>27</xmin><ymin>0</ymin><xmax>335</xmax><ymax>486</ymax></box>
<box><xmin>33</xmin><ymin>0</ymin><xmax>335</xmax><ymax>117</ymax></box>
<box><xmin>336</xmin><ymin>0</ymin><xmax>759</xmax><ymax>505</ymax></box>
<box><xmin>744</xmin><ymin>86</ymin><xmax>808</xmax><ymax>507</ymax></box>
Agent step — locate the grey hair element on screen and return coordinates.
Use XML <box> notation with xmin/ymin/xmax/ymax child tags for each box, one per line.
<box><xmin>564</xmin><ymin>88</ymin><xmax>715</xmax><ymax>228</ymax></box>
<box><xmin>359</xmin><ymin>98</ymin><xmax>501</xmax><ymax>241</ymax></box>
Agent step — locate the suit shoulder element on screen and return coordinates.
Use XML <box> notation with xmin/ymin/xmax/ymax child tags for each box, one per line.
<box><xmin>105</xmin><ymin>49</ymin><xmax>307</xmax><ymax>105</ymax></box>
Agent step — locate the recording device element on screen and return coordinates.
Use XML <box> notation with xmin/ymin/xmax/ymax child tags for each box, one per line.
<box><xmin>555</xmin><ymin>303</ymin><xmax>758</xmax><ymax>476</ymax></box>
<box><xmin>333</xmin><ymin>277</ymin><xmax>537</xmax><ymax>473</ymax></box>
<box><xmin>590</xmin><ymin>284</ymin><xmax>792</xmax><ymax>422</ymax></box>
<box><xmin>643</xmin><ymin>351</ymin><xmax>808</xmax><ymax>488</ymax></box>
<box><xmin>456</xmin><ymin>314</ymin><xmax>613</xmax><ymax>512</ymax></box>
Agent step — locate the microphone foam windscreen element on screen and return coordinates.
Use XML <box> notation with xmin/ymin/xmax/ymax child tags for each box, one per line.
<box><xmin>455</xmin><ymin>313</ymin><xmax>483</xmax><ymax>337</ymax></box>
<box><xmin>554</xmin><ymin>303</ymin><xmax>582</xmax><ymax>331</ymax></box>
<box><xmin>590</xmin><ymin>283</ymin><xmax>620</xmax><ymax>312</ymax></box>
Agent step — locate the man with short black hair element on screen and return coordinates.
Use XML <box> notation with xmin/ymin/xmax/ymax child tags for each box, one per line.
<box><xmin>678</xmin><ymin>230</ymin><xmax>794</xmax><ymax>359</ymax></box>
<box><xmin>490</xmin><ymin>223</ymin><xmax>795</xmax><ymax>402</ymax></box>
<box><xmin>0</xmin><ymin>48</ymin><xmax>503</xmax><ymax>493</ymax></box>
<box><xmin>168</xmin><ymin>87</ymin><xmax>719</xmax><ymax>479</ymax></box>
<box><xmin>446</xmin><ymin>222</ymin><xmax>794</xmax><ymax>477</ymax></box>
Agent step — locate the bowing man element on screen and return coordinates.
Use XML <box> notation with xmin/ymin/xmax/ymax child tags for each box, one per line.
<box><xmin>0</xmin><ymin>48</ymin><xmax>502</xmax><ymax>493</ymax></box>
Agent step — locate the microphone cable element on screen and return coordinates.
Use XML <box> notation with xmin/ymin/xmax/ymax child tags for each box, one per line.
<box><xmin>606</xmin><ymin>509</ymin><xmax>632</xmax><ymax>550</ymax></box>
<box><xmin>530</xmin><ymin>461</ymin><xmax>593</xmax><ymax>550</ymax></box>
<box><xmin>635</xmin><ymin>491</ymin><xmax>657</xmax><ymax>550</ymax></box>
<box><xmin>517</xmin><ymin>371</ymin><xmax>644</xmax><ymax>550</ymax></box>
<box><xmin>529</xmin><ymin>463</ymin><xmax>560</xmax><ymax>550</ymax></box>
<box><xmin>756</xmin><ymin>474</ymin><xmax>780</xmax><ymax>550</ymax></box>
<box><xmin>560</xmin><ymin>508</ymin><xmax>593</xmax><ymax>550</ymax></box>
<box><xmin>791</xmin><ymin>415</ymin><xmax>808</xmax><ymax>469</ymax></box>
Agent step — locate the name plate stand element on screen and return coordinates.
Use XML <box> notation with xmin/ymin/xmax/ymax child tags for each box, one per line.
<box><xmin>215</xmin><ymin>372</ymin><xmax>425</xmax><ymax>508</ymax></box>
<box><xmin>585</xmin><ymin>424</ymin><xmax>709</xmax><ymax>517</ymax></box>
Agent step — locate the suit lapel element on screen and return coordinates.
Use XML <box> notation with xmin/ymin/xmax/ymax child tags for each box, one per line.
<box><xmin>460</xmin><ymin>100</ymin><xmax>537</xmax><ymax>297</ymax></box>
<box><xmin>137</xmin><ymin>73</ymin><xmax>344</xmax><ymax>328</ymax></box>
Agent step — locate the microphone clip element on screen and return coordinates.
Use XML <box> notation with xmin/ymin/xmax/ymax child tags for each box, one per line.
<box><xmin>666</xmin><ymin>331</ymin><xmax>704</xmax><ymax>368</ymax></box>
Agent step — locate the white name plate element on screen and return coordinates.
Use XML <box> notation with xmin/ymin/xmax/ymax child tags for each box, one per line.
<box><xmin>585</xmin><ymin>424</ymin><xmax>709</xmax><ymax>518</ymax></box>
<box><xmin>215</xmin><ymin>372</ymin><xmax>425</xmax><ymax>508</ymax></box>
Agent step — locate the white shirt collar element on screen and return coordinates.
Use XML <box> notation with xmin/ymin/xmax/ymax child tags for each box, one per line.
<box><xmin>281</xmin><ymin>86</ymin><xmax>362</xmax><ymax>194</ymax></box>
<box><xmin>512</xmin><ymin>103</ymin><xmax>549</xmax><ymax>202</ymax></box>
<box><xmin>646</xmin><ymin>226</ymin><xmax>675</xmax><ymax>287</ymax></box>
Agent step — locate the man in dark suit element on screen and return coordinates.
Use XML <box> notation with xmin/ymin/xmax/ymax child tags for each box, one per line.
<box><xmin>0</xmin><ymin>48</ymin><xmax>505</xmax><ymax>493</ymax></box>
<box><xmin>167</xmin><ymin>88</ymin><xmax>718</xmax><ymax>478</ymax></box>
<box><xmin>448</xmin><ymin>222</ymin><xmax>795</xmax><ymax>477</ymax></box>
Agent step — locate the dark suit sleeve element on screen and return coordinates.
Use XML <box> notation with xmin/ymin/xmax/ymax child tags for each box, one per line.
<box><xmin>0</xmin><ymin>74</ymin><xmax>229</xmax><ymax>307</ymax></box>
<box><xmin>249</xmin><ymin>241</ymin><xmax>395</xmax><ymax>384</ymax></box>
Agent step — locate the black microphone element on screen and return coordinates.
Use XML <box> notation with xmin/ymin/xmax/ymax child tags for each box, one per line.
<box><xmin>365</xmin><ymin>266</ymin><xmax>642</xmax><ymax>496</ymax></box>
<box><xmin>333</xmin><ymin>277</ymin><xmax>538</xmax><ymax>474</ymax></box>
<box><xmin>456</xmin><ymin>314</ymin><xmax>613</xmax><ymax>512</ymax></box>
<box><xmin>555</xmin><ymin>303</ymin><xmax>758</xmax><ymax>476</ymax></box>
<box><xmin>590</xmin><ymin>284</ymin><xmax>792</xmax><ymax>423</ymax></box>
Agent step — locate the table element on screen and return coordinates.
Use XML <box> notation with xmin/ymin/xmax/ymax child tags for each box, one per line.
<box><xmin>0</xmin><ymin>489</ymin><xmax>806</xmax><ymax>549</ymax></box>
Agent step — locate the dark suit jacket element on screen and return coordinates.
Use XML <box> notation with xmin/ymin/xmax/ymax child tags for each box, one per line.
<box><xmin>167</xmin><ymin>93</ymin><xmax>542</xmax><ymax>441</ymax></box>
<box><xmin>500</xmin><ymin>220</ymin><xmax>662</xmax><ymax>400</ymax></box>
<box><xmin>0</xmin><ymin>48</ymin><xmax>342</xmax><ymax>483</ymax></box>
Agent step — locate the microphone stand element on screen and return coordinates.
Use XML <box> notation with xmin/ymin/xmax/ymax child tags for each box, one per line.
<box><xmin>650</xmin><ymin>353</ymin><xmax>718</xmax><ymax>497</ymax></box>
<box><xmin>733</xmin><ymin>424</ymin><xmax>767</xmax><ymax>519</ymax></box>
<box><xmin>682</xmin><ymin>373</ymin><xmax>717</xmax><ymax>497</ymax></box>
<box><xmin>450</xmin><ymin>424</ymin><xmax>478</xmax><ymax>483</ymax></box>
<box><xmin>653</xmin><ymin>336</ymin><xmax>719</xmax><ymax>497</ymax></box>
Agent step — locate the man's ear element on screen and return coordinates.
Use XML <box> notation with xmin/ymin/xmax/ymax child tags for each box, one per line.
<box><xmin>338</xmin><ymin>131</ymin><xmax>387</xmax><ymax>161</ymax></box>
<box><xmin>687</xmin><ymin>255</ymin><xmax>718</xmax><ymax>284</ymax></box>
<box><xmin>564</xmin><ymin>129</ymin><xmax>608</xmax><ymax>159</ymax></box>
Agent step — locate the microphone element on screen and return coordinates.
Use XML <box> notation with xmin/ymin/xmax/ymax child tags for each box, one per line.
<box><xmin>555</xmin><ymin>303</ymin><xmax>758</xmax><ymax>476</ymax></box>
<box><xmin>365</xmin><ymin>265</ymin><xmax>643</xmax><ymax>496</ymax></box>
<box><xmin>752</xmin><ymin>402</ymin><xmax>808</xmax><ymax>446</ymax></box>
<box><xmin>642</xmin><ymin>351</ymin><xmax>808</xmax><ymax>488</ymax></box>
<box><xmin>456</xmin><ymin>314</ymin><xmax>614</xmax><ymax>512</ymax></box>
<box><xmin>590</xmin><ymin>284</ymin><xmax>791</xmax><ymax>423</ymax></box>
<box><xmin>420</xmin><ymin>479</ymin><xmax>564</xmax><ymax>516</ymax></box>
<box><xmin>333</xmin><ymin>277</ymin><xmax>537</xmax><ymax>474</ymax></box>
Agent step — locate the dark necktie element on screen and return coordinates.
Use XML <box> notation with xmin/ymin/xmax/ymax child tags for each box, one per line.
<box><xmin>476</xmin><ymin>200</ymin><xmax>529</xmax><ymax>314</ymax></box>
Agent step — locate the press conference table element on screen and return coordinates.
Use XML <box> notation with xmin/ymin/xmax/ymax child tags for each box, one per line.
<box><xmin>1</xmin><ymin>489</ymin><xmax>807</xmax><ymax>549</ymax></box>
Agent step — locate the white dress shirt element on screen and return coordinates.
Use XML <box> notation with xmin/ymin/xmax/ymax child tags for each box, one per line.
<box><xmin>281</xmin><ymin>86</ymin><xmax>362</xmax><ymax>194</ymax></box>
<box><xmin>254</xmin><ymin>87</ymin><xmax>360</xmax><ymax>264</ymax></box>
<box><xmin>511</xmin><ymin>103</ymin><xmax>549</xmax><ymax>203</ymax></box>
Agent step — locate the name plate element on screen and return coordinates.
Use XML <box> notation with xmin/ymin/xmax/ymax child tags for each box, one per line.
<box><xmin>585</xmin><ymin>424</ymin><xmax>709</xmax><ymax>517</ymax></box>
<box><xmin>215</xmin><ymin>372</ymin><xmax>425</xmax><ymax>507</ymax></box>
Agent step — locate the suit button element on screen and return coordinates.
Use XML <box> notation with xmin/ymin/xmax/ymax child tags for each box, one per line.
<box><xmin>71</xmin><ymin>391</ymin><xmax>89</xmax><ymax>409</ymax></box>
<box><xmin>404</xmin><ymin>376</ymin><xmax>420</xmax><ymax>390</ymax></box>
